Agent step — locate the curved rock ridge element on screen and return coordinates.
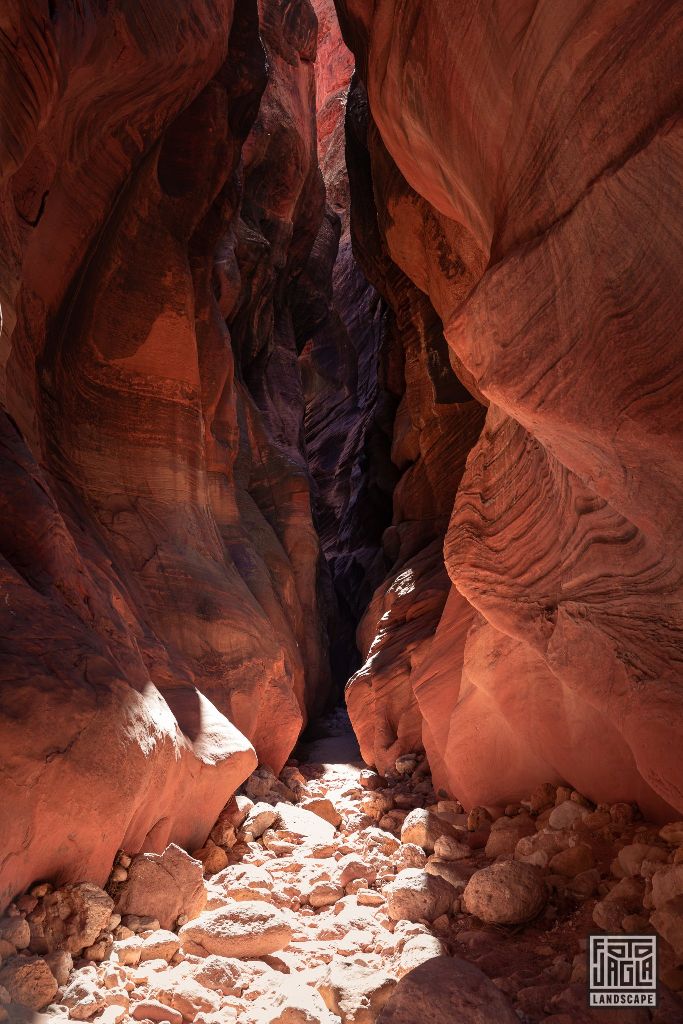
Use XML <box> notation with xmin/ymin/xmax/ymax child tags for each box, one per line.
<box><xmin>0</xmin><ymin>0</ymin><xmax>333</xmax><ymax>908</ymax></box>
<box><xmin>335</xmin><ymin>0</ymin><xmax>683</xmax><ymax>818</ymax></box>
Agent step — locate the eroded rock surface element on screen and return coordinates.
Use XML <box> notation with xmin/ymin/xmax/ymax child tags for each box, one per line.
<box><xmin>335</xmin><ymin>0</ymin><xmax>683</xmax><ymax>819</ymax></box>
<box><xmin>0</xmin><ymin>0</ymin><xmax>333</xmax><ymax>907</ymax></box>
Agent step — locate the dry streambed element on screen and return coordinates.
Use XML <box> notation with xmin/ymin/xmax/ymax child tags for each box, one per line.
<box><xmin>1</xmin><ymin>720</ymin><xmax>683</xmax><ymax>1023</ymax></box>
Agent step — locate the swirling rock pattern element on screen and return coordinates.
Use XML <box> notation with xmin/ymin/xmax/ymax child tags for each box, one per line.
<box><xmin>336</xmin><ymin>0</ymin><xmax>683</xmax><ymax>818</ymax></box>
<box><xmin>0</xmin><ymin>0</ymin><xmax>332</xmax><ymax>908</ymax></box>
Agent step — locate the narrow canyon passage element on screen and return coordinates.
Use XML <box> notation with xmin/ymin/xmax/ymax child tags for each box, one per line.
<box><xmin>0</xmin><ymin>0</ymin><xmax>682</xmax><ymax>1022</ymax></box>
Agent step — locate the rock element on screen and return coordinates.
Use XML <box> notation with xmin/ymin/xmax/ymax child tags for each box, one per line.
<box><xmin>0</xmin><ymin>956</ymin><xmax>58</xmax><ymax>1011</ymax></box>
<box><xmin>192</xmin><ymin>841</ymin><xmax>229</xmax><ymax>875</ymax></box>
<box><xmin>377</xmin><ymin>955</ymin><xmax>519</xmax><ymax>1023</ymax></box>
<box><xmin>593</xmin><ymin>877</ymin><xmax>646</xmax><ymax>932</ymax></box>
<box><xmin>0</xmin><ymin>917</ymin><xmax>30</xmax><ymax>949</ymax></box>
<box><xmin>179</xmin><ymin>901</ymin><xmax>293</xmax><ymax>958</ymax></box>
<box><xmin>357</xmin><ymin>890</ymin><xmax>385</xmax><ymax>907</ymax></box>
<box><xmin>385</xmin><ymin>869</ymin><xmax>456</xmax><ymax>922</ymax></box>
<box><xmin>309</xmin><ymin>882</ymin><xmax>345</xmax><ymax>909</ymax></box>
<box><xmin>514</xmin><ymin>829</ymin><xmax>568</xmax><ymax>868</ymax></box>
<box><xmin>191</xmin><ymin>955</ymin><xmax>243</xmax><ymax>996</ymax></box>
<box><xmin>170</xmin><ymin>976</ymin><xmax>221</xmax><ymax>1019</ymax></box>
<box><xmin>113</xmin><ymin>935</ymin><xmax>143</xmax><ymax>966</ymax></box>
<box><xmin>395</xmin><ymin>844</ymin><xmax>427</xmax><ymax>871</ymax></box>
<box><xmin>610</xmin><ymin>803</ymin><xmax>636</xmax><ymax>825</ymax></box>
<box><xmin>617</xmin><ymin>843</ymin><xmax>668</xmax><ymax>877</ymax></box>
<box><xmin>463</xmin><ymin>862</ymin><xmax>546</xmax><ymax>924</ymax></box>
<box><xmin>132</xmin><ymin>1001</ymin><xmax>183</xmax><ymax>1024</ymax></box>
<box><xmin>249</xmin><ymin>977</ymin><xmax>337</xmax><ymax>1024</ymax></box>
<box><xmin>652</xmin><ymin>863</ymin><xmax>683</xmax><ymax>908</ymax></box>
<box><xmin>225</xmin><ymin>796</ymin><xmax>254</xmax><ymax>830</ymax></box>
<box><xmin>60</xmin><ymin>967</ymin><xmax>109</xmax><ymax>1020</ymax></box>
<box><xmin>660</xmin><ymin>822</ymin><xmax>683</xmax><ymax>845</ymax></box>
<box><xmin>397</xmin><ymin>932</ymin><xmax>445</xmax><ymax>977</ymax></box>
<box><xmin>337</xmin><ymin>0</ymin><xmax>683</xmax><ymax>827</ymax></box>
<box><xmin>274</xmin><ymin>803</ymin><xmax>336</xmax><ymax>846</ymax></box>
<box><xmin>361</xmin><ymin>792</ymin><xmax>395</xmax><ymax>818</ymax></box>
<box><xmin>566</xmin><ymin>868</ymin><xmax>600</xmax><ymax>899</ymax></box>
<box><xmin>484</xmin><ymin>815</ymin><xmax>536</xmax><ymax>858</ymax></box>
<box><xmin>432</xmin><ymin>835</ymin><xmax>470</xmax><ymax>860</ymax></box>
<box><xmin>300</xmin><ymin>798</ymin><xmax>342</xmax><ymax>828</ymax></box>
<box><xmin>529</xmin><ymin>783</ymin><xmax>558</xmax><ymax>813</ymax></box>
<box><xmin>466</xmin><ymin>807</ymin><xmax>493</xmax><ymax>832</ymax></box>
<box><xmin>651</xmin><ymin>895</ymin><xmax>683</xmax><ymax>958</ymax></box>
<box><xmin>139</xmin><ymin>929</ymin><xmax>181</xmax><ymax>962</ymax></box>
<box><xmin>44</xmin><ymin>949</ymin><xmax>73</xmax><ymax>986</ymax></box>
<box><xmin>245</xmin><ymin>767</ymin><xmax>297</xmax><ymax>805</ymax></box>
<box><xmin>394</xmin><ymin>755</ymin><xmax>418</xmax><ymax>776</ymax></box>
<box><xmin>359</xmin><ymin>772</ymin><xmax>384</xmax><ymax>791</ymax></box>
<box><xmin>210</xmin><ymin>816</ymin><xmax>237</xmax><ymax>851</ymax></box>
<box><xmin>27</xmin><ymin>883</ymin><xmax>114</xmax><ymax>954</ymax></box>
<box><xmin>242</xmin><ymin>803</ymin><xmax>279</xmax><ymax>839</ymax></box>
<box><xmin>425</xmin><ymin>858</ymin><xmax>471</xmax><ymax>891</ymax></box>
<box><xmin>338</xmin><ymin>855</ymin><xmax>376</xmax><ymax>887</ymax></box>
<box><xmin>210</xmin><ymin>863</ymin><xmax>272</xmax><ymax>903</ymax></box>
<box><xmin>400</xmin><ymin>809</ymin><xmax>457</xmax><ymax>852</ymax></box>
<box><xmin>548</xmin><ymin>801</ymin><xmax>588</xmax><ymax>830</ymax></box>
<box><xmin>115</xmin><ymin>844</ymin><xmax>207</xmax><ymax>930</ymax></box>
<box><xmin>318</xmin><ymin>959</ymin><xmax>396</xmax><ymax>1023</ymax></box>
<box><xmin>548</xmin><ymin>844</ymin><xmax>595</xmax><ymax>877</ymax></box>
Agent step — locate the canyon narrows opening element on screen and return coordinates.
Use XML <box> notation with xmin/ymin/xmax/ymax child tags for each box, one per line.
<box><xmin>0</xmin><ymin>2</ymin><xmax>682</xmax><ymax>1023</ymax></box>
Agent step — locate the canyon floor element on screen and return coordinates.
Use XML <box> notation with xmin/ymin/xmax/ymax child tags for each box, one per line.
<box><xmin>1</xmin><ymin>710</ymin><xmax>682</xmax><ymax>1024</ymax></box>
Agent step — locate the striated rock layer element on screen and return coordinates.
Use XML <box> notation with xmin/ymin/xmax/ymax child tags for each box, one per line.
<box><xmin>336</xmin><ymin>0</ymin><xmax>683</xmax><ymax>819</ymax></box>
<box><xmin>0</xmin><ymin>0</ymin><xmax>332</xmax><ymax>909</ymax></box>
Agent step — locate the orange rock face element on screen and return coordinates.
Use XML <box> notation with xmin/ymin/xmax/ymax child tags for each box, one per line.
<box><xmin>336</xmin><ymin>0</ymin><xmax>683</xmax><ymax>819</ymax></box>
<box><xmin>0</xmin><ymin>0</ymin><xmax>332</xmax><ymax>908</ymax></box>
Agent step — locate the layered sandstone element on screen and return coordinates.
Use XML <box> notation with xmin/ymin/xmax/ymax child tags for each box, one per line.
<box><xmin>336</xmin><ymin>0</ymin><xmax>683</xmax><ymax>820</ymax></box>
<box><xmin>0</xmin><ymin>0</ymin><xmax>331</xmax><ymax>909</ymax></box>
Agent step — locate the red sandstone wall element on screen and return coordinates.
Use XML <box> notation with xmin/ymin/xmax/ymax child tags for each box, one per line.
<box><xmin>0</xmin><ymin>0</ymin><xmax>331</xmax><ymax>908</ymax></box>
<box><xmin>336</xmin><ymin>0</ymin><xmax>683</xmax><ymax>820</ymax></box>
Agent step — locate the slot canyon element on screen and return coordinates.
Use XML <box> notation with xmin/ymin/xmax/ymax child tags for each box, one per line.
<box><xmin>0</xmin><ymin>0</ymin><xmax>682</xmax><ymax>1021</ymax></box>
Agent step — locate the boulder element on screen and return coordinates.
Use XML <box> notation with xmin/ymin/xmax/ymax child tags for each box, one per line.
<box><xmin>300</xmin><ymin>798</ymin><xmax>342</xmax><ymax>828</ymax></box>
<box><xmin>548</xmin><ymin>801</ymin><xmax>588</xmax><ymax>830</ymax></box>
<box><xmin>192</xmin><ymin>841</ymin><xmax>229</xmax><ymax>875</ymax></box>
<box><xmin>274</xmin><ymin>803</ymin><xmax>336</xmax><ymax>846</ymax></box>
<box><xmin>241</xmin><ymin>803</ymin><xmax>279</xmax><ymax>839</ymax></box>
<box><xmin>385</xmin><ymin>869</ymin><xmax>456</xmax><ymax>922</ymax></box>
<box><xmin>484</xmin><ymin>815</ymin><xmax>536</xmax><ymax>858</ymax></box>
<box><xmin>0</xmin><ymin>956</ymin><xmax>58</xmax><ymax>1011</ymax></box>
<box><xmin>115</xmin><ymin>844</ymin><xmax>206</xmax><ymax>930</ymax></box>
<box><xmin>400</xmin><ymin>809</ymin><xmax>457</xmax><ymax>852</ymax></box>
<box><xmin>548</xmin><ymin>844</ymin><xmax>595</xmax><ymax>877</ymax></box>
<box><xmin>61</xmin><ymin>966</ymin><xmax>111</xmax><ymax>1020</ymax></box>
<box><xmin>463</xmin><ymin>862</ymin><xmax>546</xmax><ymax>924</ymax></box>
<box><xmin>27</xmin><ymin>883</ymin><xmax>113</xmax><ymax>954</ymax></box>
<box><xmin>377</xmin><ymin>955</ymin><xmax>519</xmax><ymax>1023</ymax></box>
<box><xmin>190</xmin><ymin>955</ymin><xmax>244</xmax><ymax>996</ymax></box>
<box><xmin>179</xmin><ymin>901</ymin><xmax>292</xmax><ymax>958</ymax></box>
<box><xmin>249</xmin><ymin>976</ymin><xmax>337</xmax><ymax>1024</ymax></box>
<box><xmin>318</xmin><ymin>959</ymin><xmax>396</xmax><ymax>1023</ymax></box>
<box><xmin>0</xmin><ymin>917</ymin><xmax>30</xmax><ymax>950</ymax></box>
<box><xmin>433</xmin><ymin>835</ymin><xmax>470</xmax><ymax>861</ymax></box>
<box><xmin>139</xmin><ymin>929</ymin><xmax>181</xmax><ymax>962</ymax></box>
<box><xmin>245</xmin><ymin>768</ymin><xmax>296</xmax><ymax>805</ymax></box>
<box><xmin>651</xmin><ymin>895</ymin><xmax>683</xmax><ymax>959</ymax></box>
